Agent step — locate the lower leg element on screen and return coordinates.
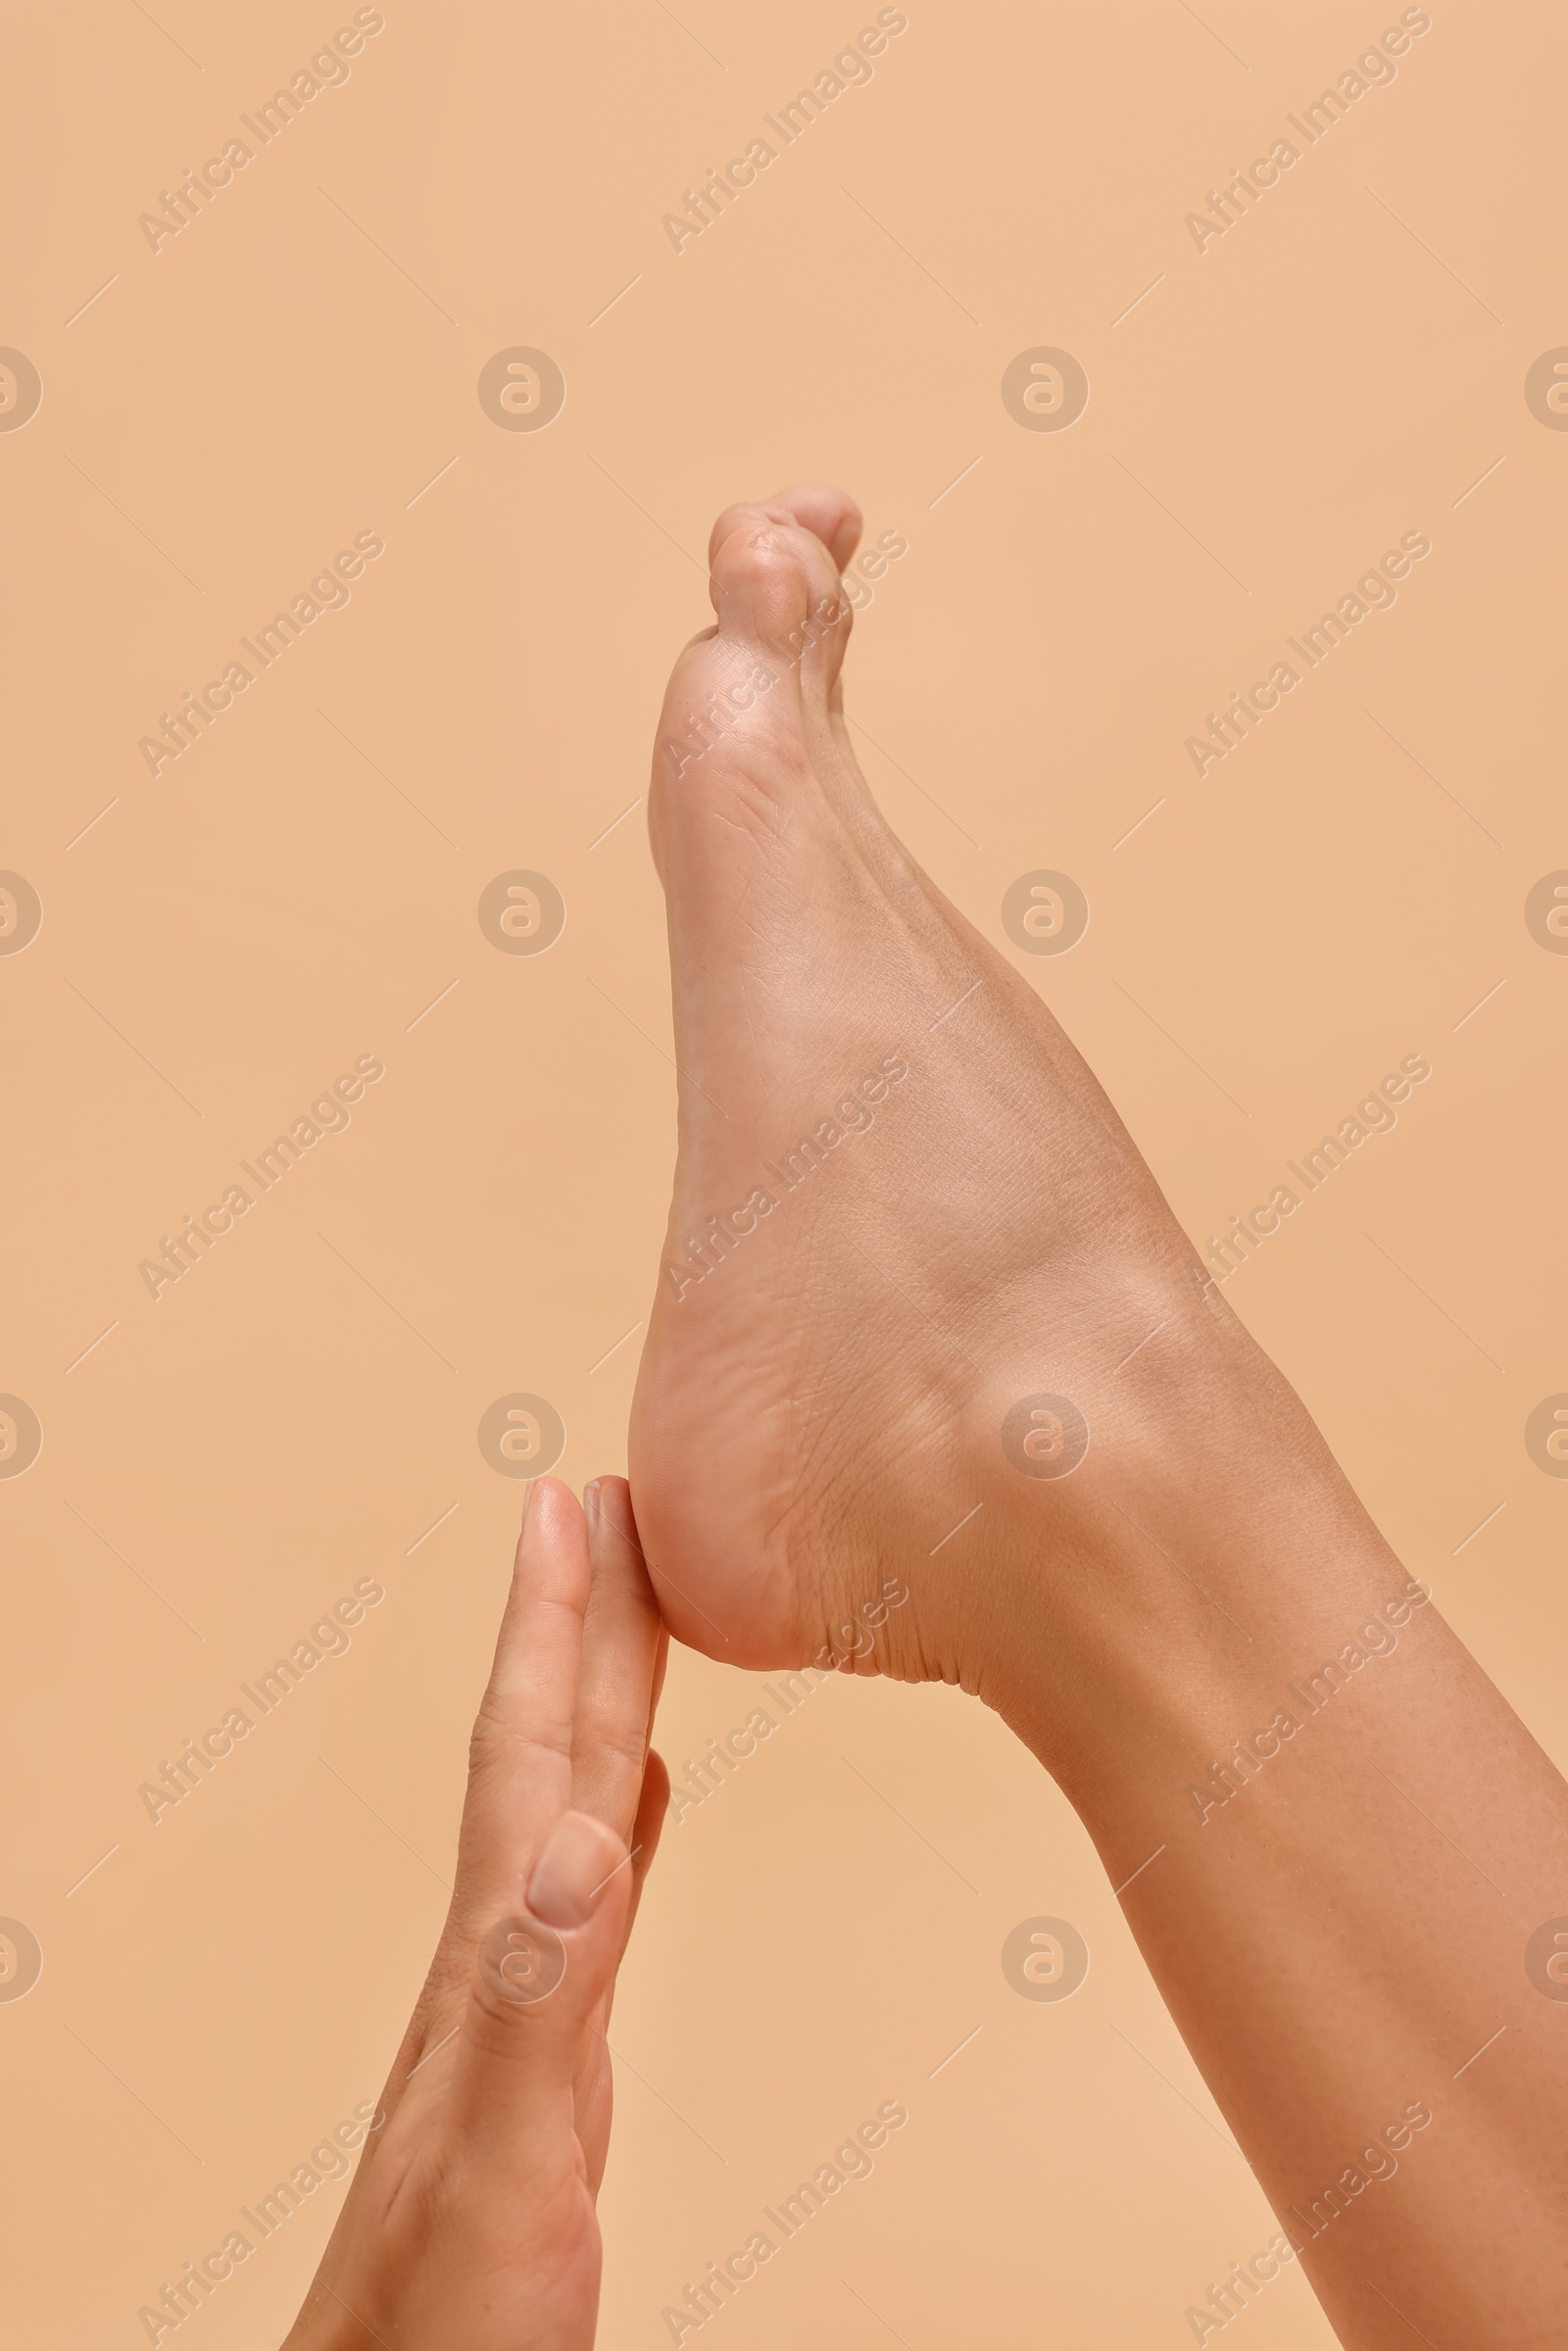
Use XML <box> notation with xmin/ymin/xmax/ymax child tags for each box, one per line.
<box><xmin>629</xmin><ymin>485</ymin><xmax>1568</xmax><ymax>2344</ymax></box>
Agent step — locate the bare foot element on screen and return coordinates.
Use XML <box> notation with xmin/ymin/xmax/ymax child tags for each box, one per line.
<box><xmin>627</xmin><ymin>488</ymin><xmax>1568</xmax><ymax>2351</ymax></box>
<box><xmin>628</xmin><ymin>484</ymin><xmax>1328</xmax><ymax>1718</ymax></box>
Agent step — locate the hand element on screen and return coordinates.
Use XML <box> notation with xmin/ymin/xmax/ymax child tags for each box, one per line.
<box><xmin>283</xmin><ymin>1477</ymin><xmax>668</xmax><ymax>2351</ymax></box>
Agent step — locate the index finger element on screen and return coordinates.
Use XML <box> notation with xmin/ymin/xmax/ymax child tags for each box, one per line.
<box><xmin>452</xmin><ymin>1476</ymin><xmax>591</xmax><ymax>1926</ymax></box>
<box><xmin>569</xmin><ymin>1478</ymin><xmax>666</xmax><ymax>1843</ymax></box>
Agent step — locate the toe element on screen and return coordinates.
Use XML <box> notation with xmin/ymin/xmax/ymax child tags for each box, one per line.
<box><xmin>707</xmin><ymin>483</ymin><xmax>862</xmax><ymax>574</ymax></box>
<box><xmin>708</xmin><ymin>518</ymin><xmax>820</xmax><ymax>652</ymax></box>
<box><xmin>707</xmin><ymin>516</ymin><xmax>858</xmax><ymax>720</ymax></box>
<box><xmin>704</xmin><ymin>484</ymin><xmax>863</xmax><ymax>669</ymax></box>
<box><xmin>768</xmin><ymin>482</ymin><xmax>863</xmax><ymax>572</ymax></box>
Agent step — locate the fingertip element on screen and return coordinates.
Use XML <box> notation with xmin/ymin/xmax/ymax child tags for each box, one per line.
<box><xmin>584</xmin><ymin>1479</ymin><xmax>657</xmax><ymax>1601</ymax></box>
<box><xmin>505</xmin><ymin>1474</ymin><xmax>591</xmax><ymax>1621</ymax></box>
<box><xmin>519</xmin><ymin>1475</ymin><xmax>583</xmax><ymax>1546</ymax></box>
<box><xmin>592</xmin><ymin>1474</ymin><xmax>637</xmax><ymax>1545</ymax></box>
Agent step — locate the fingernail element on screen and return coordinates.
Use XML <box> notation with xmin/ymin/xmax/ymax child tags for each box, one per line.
<box><xmin>520</xmin><ymin>1481</ymin><xmax>535</xmax><ymax>1535</ymax></box>
<box><xmin>583</xmin><ymin>1479</ymin><xmax>601</xmax><ymax>1538</ymax></box>
<box><xmin>527</xmin><ymin>1810</ymin><xmax>620</xmax><ymax>1930</ymax></box>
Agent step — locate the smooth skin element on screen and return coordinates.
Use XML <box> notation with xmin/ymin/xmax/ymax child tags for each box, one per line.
<box><xmin>628</xmin><ymin>485</ymin><xmax>1568</xmax><ymax>2346</ymax></box>
<box><xmin>284</xmin><ymin>1476</ymin><xmax>668</xmax><ymax>2351</ymax></box>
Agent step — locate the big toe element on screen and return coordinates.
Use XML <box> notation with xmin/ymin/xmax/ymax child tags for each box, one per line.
<box><xmin>647</xmin><ymin>483</ymin><xmax>882</xmax><ymax>890</ymax></box>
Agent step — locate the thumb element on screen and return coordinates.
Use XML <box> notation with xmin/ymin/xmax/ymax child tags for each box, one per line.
<box><xmin>446</xmin><ymin>1808</ymin><xmax>631</xmax><ymax>2159</ymax></box>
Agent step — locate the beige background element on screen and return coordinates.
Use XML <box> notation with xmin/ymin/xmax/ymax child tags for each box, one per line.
<box><xmin>3</xmin><ymin>1</ymin><xmax>1564</xmax><ymax>2342</ymax></box>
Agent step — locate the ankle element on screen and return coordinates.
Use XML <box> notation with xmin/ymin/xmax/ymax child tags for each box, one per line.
<box><xmin>978</xmin><ymin>1433</ymin><xmax>1420</xmax><ymax>1809</ymax></box>
<box><xmin>913</xmin><ymin>1268</ymin><xmax>1403</xmax><ymax>1753</ymax></box>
